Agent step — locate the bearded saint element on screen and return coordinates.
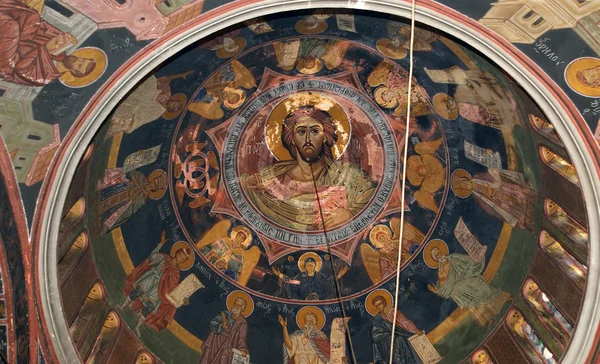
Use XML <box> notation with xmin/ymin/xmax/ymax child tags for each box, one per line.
<box><xmin>201</xmin><ymin>297</ymin><xmax>249</xmax><ymax>364</ymax></box>
<box><xmin>279</xmin><ymin>312</ymin><xmax>329</xmax><ymax>364</ymax></box>
<box><xmin>370</xmin><ymin>295</ymin><xmax>422</xmax><ymax>364</ymax></box>
<box><xmin>0</xmin><ymin>0</ymin><xmax>97</xmax><ymax>86</ymax></box>
<box><xmin>122</xmin><ymin>231</ymin><xmax>190</xmax><ymax>332</ymax></box>
<box><xmin>427</xmin><ymin>248</ymin><xmax>511</xmax><ymax>327</ymax></box>
<box><xmin>240</xmin><ymin>106</ymin><xmax>376</xmax><ymax>231</ymax></box>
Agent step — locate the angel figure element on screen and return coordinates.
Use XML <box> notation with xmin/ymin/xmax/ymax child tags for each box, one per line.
<box><xmin>199</xmin><ymin>29</ymin><xmax>246</xmax><ymax>58</ymax></box>
<box><xmin>188</xmin><ymin>60</ymin><xmax>256</xmax><ymax>120</ymax></box>
<box><xmin>360</xmin><ymin>217</ymin><xmax>425</xmax><ymax>284</ymax></box>
<box><xmin>272</xmin><ymin>39</ymin><xmax>349</xmax><ymax>74</ymax></box>
<box><xmin>376</xmin><ymin>18</ymin><xmax>440</xmax><ymax>60</ymax></box>
<box><xmin>196</xmin><ymin>220</ymin><xmax>260</xmax><ymax>286</ymax></box>
<box><xmin>368</xmin><ymin>60</ymin><xmax>431</xmax><ymax>118</ymax></box>
<box><xmin>407</xmin><ymin>138</ymin><xmax>445</xmax><ymax>213</ymax></box>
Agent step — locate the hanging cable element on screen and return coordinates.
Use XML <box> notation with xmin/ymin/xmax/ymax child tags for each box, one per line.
<box><xmin>389</xmin><ymin>0</ymin><xmax>417</xmax><ymax>363</ymax></box>
<box><xmin>310</xmin><ymin>163</ymin><xmax>358</xmax><ymax>364</ymax></box>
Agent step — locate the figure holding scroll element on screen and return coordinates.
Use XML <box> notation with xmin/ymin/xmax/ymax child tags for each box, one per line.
<box><xmin>200</xmin><ymin>291</ymin><xmax>252</xmax><ymax>364</ymax></box>
<box><xmin>279</xmin><ymin>306</ymin><xmax>331</xmax><ymax>364</ymax></box>
<box><xmin>366</xmin><ymin>289</ymin><xmax>423</xmax><ymax>364</ymax></box>
<box><xmin>122</xmin><ymin>232</ymin><xmax>193</xmax><ymax>333</ymax></box>
<box><xmin>424</xmin><ymin>240</ymin><xmax>511</xmax><ymax>328</ymax></box>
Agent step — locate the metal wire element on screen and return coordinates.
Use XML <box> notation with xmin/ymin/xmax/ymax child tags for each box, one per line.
<box><xmin>310</xmin><ymin>162</ymin><xmax>358</xmax><ymax>364</ymax></box>
<box><xmin>389</xmin><ymin>0</ymin><xmax>417</xmax><ymax>363</ymax></box>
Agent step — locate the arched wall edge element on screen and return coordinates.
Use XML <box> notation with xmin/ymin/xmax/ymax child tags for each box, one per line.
<box><xmin>31</xmin><ymin>1</ymin><xmax>600</xmax><ymax>363</ymax></box>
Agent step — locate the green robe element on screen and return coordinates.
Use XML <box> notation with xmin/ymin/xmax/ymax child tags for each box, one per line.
<box><xmin>435</xmin><ymin>254</ymin><xmax>502</xmax><ymax>308</ymax></box>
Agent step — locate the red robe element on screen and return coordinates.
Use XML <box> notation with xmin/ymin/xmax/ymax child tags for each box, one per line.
<box><xmin>123</xmin><ymin>253</ymin><xmax>180</xmax><ymax>332</ymax></box>
<box><xmin>0</xmin><ymin>0</ymin><xmax>62</xmax><ymax>86</ymax></box>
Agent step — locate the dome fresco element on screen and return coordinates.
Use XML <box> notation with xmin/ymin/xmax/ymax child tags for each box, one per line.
<box><xmin>50</xmin><ymin>9</ymin><xmax>592</xmax><ymax>364</ymax></box>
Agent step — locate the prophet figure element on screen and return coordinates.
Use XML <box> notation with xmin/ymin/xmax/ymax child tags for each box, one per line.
<box><xmin>200</xmin><ymin>293</ymin><xmax>251</xmax><ymax>364</ymax></box>
<box><xmin>122</xmin><ymin>231</ymin><xmax>191</xmax><ymax>333</ymax></box>
<box><xmin>369</xmin><ymin>294</ymin><xmax>422</xmax><ymax>364</ymax></box>
<box><xmin>272</xmin><ymin>253</ymin><xmax>348</xmax><ymax>301</ymax></box>
<box><xmin>106</xmin><ymin>71</ymin><xmax>193</xmax><ymax>138</ymax></box>
<box><xmin>427</xmin><ymin>245</ymin><xmax>511</xmax><ymax>328</ymax></box>
<box><xmin>279</xmin><ymin>309</ymin><xmax>330</xmax><ymax>364</ymax></box>
<box><xmin>198</xmin><ymin>225</ymin><xmax>260</xmax><ymax>286</ymax></box>
<box><xmin>0</xmin><ymin>0</ymin><xmax>99</xmax><ymax>86</ymax></box>
<box><xmin>361</xmin><ymin>218</ymin><xmax>425</xmax><ymax>284</ymax></box>
<box><xmin>451</xmin><ymin>169</ymin><xmax>536</xmax><ymax>231</ymax></box>
<box><xmin>240</xmin><ymin>106</ymin><xmax>376</xmax><ymax>231</ymax></box>
<box><xmin>96</xmin><ymin>168</ymin><xmax>167</xmax><ymax>235</ymax></box>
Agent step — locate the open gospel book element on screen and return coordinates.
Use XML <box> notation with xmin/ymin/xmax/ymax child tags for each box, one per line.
<box><xmin>231</xmin><ymin>349</ymin><xmax>250</xmax><ymax>364</ymax></box>
<box><xmin>409</xmin><ymin>332</ymin><xmax>442</xmax><ymax>364</ymax></box>
<box><xmin>166</xmin><ymin>274</ymin><xmax>204</xmax><ymax>308</ymax></box>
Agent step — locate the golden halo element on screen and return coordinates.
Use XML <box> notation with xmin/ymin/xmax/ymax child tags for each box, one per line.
<box><xmin>376</xmin><ymin>38</ymin><xmax>407</xmax><ymax>60</ymax></box>
<box><xmin>223</xmin><ymin>88</ymin><xmax>246</xmax><ymax>110</ymax></box>
<box><xmin>296</xmin><ymin>306</ymin><xmax>326</xmax><ymax>330</ymax></box>
<box><xmin>226</xmin><ymin>290</ymin><xmax>254</xmax><ymax>317</ymax></box>
<box><xmin>56</xmin><ymin>47</ymin><xmax>107</xmax><ymax>88</ymax></box>
<box><xmin>297</xmin><ymin>252</ymin><xmax>323</xmax><ymax>272</ymax></box>
<box><xmin>265</xmin><ymin>93</ymin><xmax>351</xmax><ymax>161</ymax></box>
<box><xmin>450</xmin><ymin>169</ymin><xmax>473</xmax><ymax>199</ymax></box>
<box><xmin>565</xmin><ymin>57</ymin><xmax>600</xmax><ymax>98</ymax></box>
<box><xmin>163</xmin><ymin>93</ymin><xmax>187</xmax><ymax>120</ymax></box>
<box><xmin>216</xmin><ymin>38</ymin><xmax>246</xmax><ymax>58</ymax></box>
<box><xmin>170</xmin><ymin>241</ymin><xmax>195</xmax><ymax>270</ymax></box>
<box><xmin>365</xmin><ymin>289</ymin><xmax>393</xmax><ymax>316</ymax></box>
<box><xmin>296</xmin><ymin>58</ymin><xmax>324</xmax><ymax>75</ymax></box>
<box><xmin>295</xmin><ymin>18</ymin><xmax>328</xmax><ymax>35</ymax></box>
<box><xmin>369</xmin><ymin>225</ymin><xmax>392</xmax><ymax>248</ymax></box>
<box><xmin>423</xmin><ymin>239</ymin><xmax>449</xmax><ymax>269</ymax></box>
<box><xmin>374</xmin><ymin>87</ymin><xmax>400</xmax><ymax>109</ymax></box>
<box><xmin>433</xmin><ymin>93</ymin><xmax>459</xmax><ymax>120</ymax></box>
<box><xmin>231</xmin><ymin>225</ymin><xmax>252</xmax><ymax>248</ymax></box>
<box><xmin>148</xmin><ymin>169</ymin><xmax>168</xmax><ymax>200</ymax></box>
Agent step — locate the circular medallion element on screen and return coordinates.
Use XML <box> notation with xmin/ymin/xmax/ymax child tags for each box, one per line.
<box><xmin>224</xmin><ymin>80</ymin><xmax>398</xmax><ymax>247</ymax></box>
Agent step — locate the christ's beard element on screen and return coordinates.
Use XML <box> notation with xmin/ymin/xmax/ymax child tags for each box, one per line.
<box><xmin>298</xmin><ymin>143</ymin><xmax>324</xmax><ymax>163</ymax></box>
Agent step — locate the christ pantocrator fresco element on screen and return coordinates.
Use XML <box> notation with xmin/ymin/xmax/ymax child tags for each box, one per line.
<box><xmin>240</xmin><ymin>94</ymin><xmax>377</xmax><ymax>232</ymax></box>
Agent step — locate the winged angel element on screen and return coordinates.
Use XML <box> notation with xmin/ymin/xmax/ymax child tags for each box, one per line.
<box><xmin>360</xmin><ymin>217</ymin><xmax>425</xmax><ymax>284</ymax></box>
<box><xmin>368</xmin><ymin>60</ymin><xmax>431</xmax><ymax>118</ymax></box>
<box><xmin>196</xmin><ymin>220</ymin><xmax>260</xmax><ymax>286</ymax></box>
<box><xmin>188</xmin><ymin>60</ymin><xmax>256</xmax><ymax>120</ymax></box>
<box><xmin>407</xmin><ymin>138</ymin><xmax>446</xmax><ymax>214</ymax></box>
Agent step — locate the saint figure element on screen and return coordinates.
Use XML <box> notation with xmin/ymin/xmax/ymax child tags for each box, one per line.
<box><xmin>241</xmin><ymin>106</ymin><xmax>376</xmax><ymax>231</ymax></box>
<box><xmin>272</xmin><ymin>253</ymin><xmax>347</xmax><ymax>301</ymax></box>
<box><xmin>279</xmin><ymin>311</ymin><xmax>330</xmax><ymax>364</ymax></box>
<box><xmin>0</xmin><ymin>0</ymin><xmax>97</xmax><ymax>86</ymax></box>
<box><xmin>200</xmin><ymin>294</ymin><xmax>250</xmax><ymax>364</ymax></box>
<box><xmin>106</xmin><ymin>71</ymin><xmax>192</xmax><ymax>138</ymax></box>
<box><xmin>122</xmin><ymin>231</ymin><xmax>191</xmax><ymax>333</ymax></box>
<box><xmin>96</xmin><ymin>168</ymin><xmax>167</xmax><ymax>235</ymax></box>
<box><xmin>427</xmin><ymin>247</ymin><xmax>511</xmax><ymax>328</ymax></box>
<box><xmin>370</xmin><ymin>295</ymin><xmax>422</xmax><ymax>364</ymax></box>
<box><xmin>576</xmin><ymin>65</ymin><xmax>600</xmax><ymax>88</ymax></box>
<box><xmin>452</xmin><ymin>169</ymin><xmax>536</xmax><ymax>231</ymax></box>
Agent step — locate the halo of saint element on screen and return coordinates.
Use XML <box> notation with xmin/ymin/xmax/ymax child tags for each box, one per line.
<box><xmin>56</xmin><ymin>47</ymin><xmax>108</xmax><ymax>88</ymax></box>
<box><xmin>565</xmin><ymin>57</ymin><xmax>600</xmax><ymax>98</ymax></box>
<box><xmin>170</xmin><ymin>241</ymin><xmax>195</xmax><ymax>270</ymax></box>
<box><xmin>226</xmin><ymin>290</ymin><xmax>254</xmax><ymax>318</ymax></box>
<box><xmin>240</xmin><ymin>92</ymin><xmax>378</xmax><ymax>232</ymax></box>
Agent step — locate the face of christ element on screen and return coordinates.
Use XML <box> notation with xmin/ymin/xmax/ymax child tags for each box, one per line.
<box><xmin>292</xmin><ymin>116</ymin><xmax>326</xmax><ymax>163</ymax></box>
<box><xmin>282</xmin><ymin>106</ymin><xmax>338</xmax><ymax>164</ymax></box>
